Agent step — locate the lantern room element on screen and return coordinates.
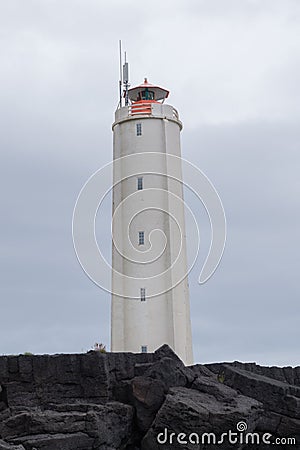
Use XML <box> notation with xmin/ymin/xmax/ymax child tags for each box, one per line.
<box><xmin>128</xmin><ymin>78</ymin><xmax>169</xmax><ymax>104</ymax></box>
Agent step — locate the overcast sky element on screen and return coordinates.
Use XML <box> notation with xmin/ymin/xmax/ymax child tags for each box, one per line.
<box><xmin>1</xmin><ymin>0</ymin><xmax>299</xmax><ymax>366</ymax></box>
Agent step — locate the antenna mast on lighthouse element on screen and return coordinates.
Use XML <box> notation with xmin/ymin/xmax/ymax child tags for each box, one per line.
<box><xmin>118</xmin><ymin>41</ymin><xmax>130</xmax><ymax>108</ymax></box>
<box><xmin>123</xmin><ymin>52</ymin><xmax>129</xmax><ymax>106</ymax></box>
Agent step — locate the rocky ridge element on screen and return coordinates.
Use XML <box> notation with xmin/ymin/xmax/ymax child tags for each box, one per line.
<box><xmin>0</xmin><ymin>345</ymin><xmax>299</xmax><ymax>449</ymax></box>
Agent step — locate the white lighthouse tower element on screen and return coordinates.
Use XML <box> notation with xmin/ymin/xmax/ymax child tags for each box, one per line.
<box><xmin>111</xmin><ymin>75</ymin><xmax>193</xmax><ymax>365</ymax></box>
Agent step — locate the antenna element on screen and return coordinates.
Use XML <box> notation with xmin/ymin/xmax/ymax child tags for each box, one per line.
<box><xmin>118</xmin><ymin>41</ymin><xmax>130</xmax><ymax>108</ymax></box>
<box><xmin>119</xmin><ymin>40</ymin><xmax>122</xmax><ymax>108</ymax></box>
<box><xmin>123</xmin><ymin>51</ymin><xmax>130</xmax><ymax>106</ymax></box>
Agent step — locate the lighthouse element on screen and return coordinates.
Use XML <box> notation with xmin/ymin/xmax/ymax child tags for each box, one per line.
<box><xmin>111</xmin><ymin>76</ymin><xmax>193</xmax><ymax>365</ymax></box>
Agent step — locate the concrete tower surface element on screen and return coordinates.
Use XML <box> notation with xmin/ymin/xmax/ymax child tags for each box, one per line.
<box><xmin>111</xmin><ymin>78</ymin><xmax>193</xmax><ymax>365</ymax></box>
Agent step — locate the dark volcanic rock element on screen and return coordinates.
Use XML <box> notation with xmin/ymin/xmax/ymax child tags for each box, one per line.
<box><xmin>0</xmin><ymin>353</ymin><xmax>109</xmax><ymax>409</ymax></box>
<box><xmin>0</xmin><ymin>348</ymin><xmax>299</xmax><ymax>449</ymax></box>
<box><xmin>143</xmin><ymin>356</ymin><xmax>196</xmax><ymax>390</ymax></box>
<box><xmin>206</xmin><ymin>361</ymin><xmax>300</xmax><ymax>445</ymax></box>
<box><xmin>12</xmin><ymin>432</ymin><xmax>93</xmax><ymax>450</ymax></box>
<box><xmin>0</xmin><ymin>440</ymin><xmax>25</xmax><ymax>450</ymax></box>
<box><xmin>142</xmin><ymin>386</ymin><xmax>262</xmax><ymax>450</ymax></box>
<box><xmin>0</xmin><ymin>402</ymin><xmax>133</xmax><ymax>449</ymax></box>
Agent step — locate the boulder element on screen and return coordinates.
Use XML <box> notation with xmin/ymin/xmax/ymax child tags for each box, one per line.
<box><xmin>142</xmin><ymin>386</ymin><xmax>262</xmax><ymax>450</ymax></box>
<box><xmin>206</xmin><ymin>364</ymin><xmax>300</xmax><ymax>418</ymax></box>
<box><xmin>143</xmin><ymin>356</ymin><xmax>196</xmax><ymax>390</ymax></box>
<box><xmin>0</xmin><ymin>440</ymin><xmax>25</xmax><ymax>450</ymax></box>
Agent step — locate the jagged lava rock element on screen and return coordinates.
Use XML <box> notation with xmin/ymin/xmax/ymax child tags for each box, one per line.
<box><xmin>0</xmin><ymin>347</ymin><xmax>298</xmax><ymax>449</ymax></box>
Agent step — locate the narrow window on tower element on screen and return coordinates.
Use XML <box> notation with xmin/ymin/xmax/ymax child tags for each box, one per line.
<box><xmin>137</xmin><ymin>177</ymin><xmax>143</xmax><ymax>190</ymax></box>
<box><xmin>138</xmin><ymin>231</ymin><xmax>145</xmax><ymax>245</ymax></box>
<box><xmin>140</xmin><ymin>288</ymin><xmax>146</xmax><ymax>302</ymax></box>
<box><xmin>136</xmin><ymin>123</ymin><xmax>142</xmax><ymax>136</ymax></box>
<box><xmin>141</xmin><ymin>345</ymin><xmax>148</xmax><ymax>353</ymax></box>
